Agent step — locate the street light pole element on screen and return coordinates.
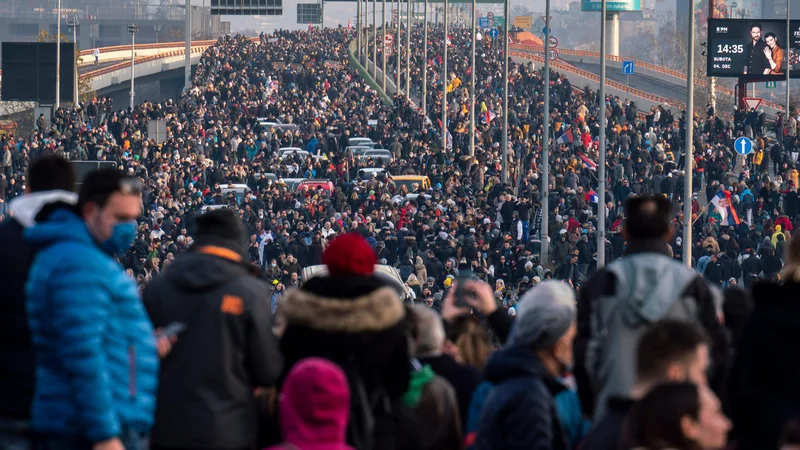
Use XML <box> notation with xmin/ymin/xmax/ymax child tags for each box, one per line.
<box><xmin>185</xmin><ymin>0</ymin><xmax>191</xmax><ymax>91</ymax></box>
<box><xmin>683</xmin><ymin>0</ymin><xmax>695</xmax><ymax>266</ymax></box>
<box><xmin>383</xmin><ymin>0</ymin><xmax>387</xmax><ymax>93</ymax></box>
<box><xmin>68</xmin><ymin>16</ymin><xmax>79</xmax><ymax>106</ymax></box>
<box><xmin>396</xmin><ymin>0</ymin><xmax>401</xmax><ymax>94</ymax></box>
<box><xmin>128</xmin><ymin>24</ymin><xmax>138</xmax><ymax>110</ymax></box>
<box><xmin>541</xmin><ymin>0</ymin><xmax>551</xmax><ymax>266</ymax></box>
<box><xmin>501</xmin><ymin>0</ymin><xmax>509</xmax><ymax>184</ymax></box>
<box><xmin>442</xmin><ymin>0</ymin><xmax>448</xmax><ymax>151</ymax></box>
<box><xmin>405</xmin><ymin>0</ymin><xmax>411</xmax><ymax>95</ymax></box>
<box><xmin>357</xmin><ymin>0</ymin><xmax>362</xmax><ymax>63</ymax></box>
<box><xmin>56</xmin><ymin>0</ymin><xmax>61</xmax><ymax>109</ymax></box>
<box><xmin>422</xmin><ymin>0</ymin><xmax>428</xmax><ymax>115</ymax></box>
<box><xmin>787</xmin><ymin>0</ymin><xmax>791</xmax><ymax>128</ymax></box>
<box><xmin>598</xmin><ymin>0</ymin><xmax>607</xmax><ymax>268</ymax></box>
<box><xmin>469</xmin><ymin>0</ymin><xmax>475</xmax><ymax>156</ymax></box>
<box><xmin>373</xmin><ymin>0</ymin><xmax>377</xmax><ymax>79</ymax></box>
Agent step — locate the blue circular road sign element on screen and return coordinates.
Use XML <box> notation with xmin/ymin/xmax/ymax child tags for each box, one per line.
<box><xmin>489</xmin><ymin>28</ymin><xmax>499</xmax><ymax>38</ymax></box>
<box><xmin>733</xmin><ymin>137</ymin><xmax>753</xmax><ymax>155</ymax></box>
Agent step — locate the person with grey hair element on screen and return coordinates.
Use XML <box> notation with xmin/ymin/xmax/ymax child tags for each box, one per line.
<box><xmin>413</xmin><ymin>304</ymin><xmax>481</xmax><ymax>430</ymax></box>
<box><xmin>475</xmin><ymin>281</ymin><xmax>578</xmax><ymax>450</ymax></box>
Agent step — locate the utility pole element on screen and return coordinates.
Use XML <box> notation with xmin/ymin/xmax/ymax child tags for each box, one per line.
<box><xmin>68</xmin><ymin>16</ymin><xmax>79</xmax><ymax>106</ymax></box>
<box><xmin>540</xmin><ymin>0</ymin><xmax>551</xmax><ymax>266</ymax></box>
<box><xmin>469</xmin><ymin>0</ymin><xmax>476</xmax><ymax>156</ymax></box>
<box><xmin>501</xmin><ymin>0</ymin><xmax>509</xmax><ymax>183</ymax></box>
<box><xmin>357</xmin><ymin>0</ymin><xmax>362</xmax><ymax>63</ymax></box>
<box><xmin>787</xmin><ymin>0</ymin><xmax>791</xmax><ymax>131</ymax></box>
<box><xmin>128</xmin><ymin>24</ymin><xmax>138</xmax><ymax>110</ymax></box>
<box><xmin>56</xmin><ymin>0</ymin><xmax>61</xmax><ymax>109</ymax></box>
<box><xmin>185</xmin><ymin>0</ymin><xmax>192</xmax><ymax>91</ymax></box>
<box><xmin>442</xmin><ymin>0</ymin><xmax>448</xmax><ymax>151</ymax></box>
<box><xmin>382</xmin><ymin>0</ymin><xmax>387</xmax><ymax>93</ymax></box>
<box><xmin>598</xmin><ymin>0</ymin><xmax>607</xmax><ymax>268</ymax></box>
<box><xmin>405</xmin><ymin>0</ymin><xmax>411</xmax><ymax>95</ymax></box>
<box><xmin>373</xmin><ymin>0</ymin><xmax>377</xmax><ymax>79</ymax></box>
<box><xmin>422</xmin><ymin>0</ymin><xmax>428</xmax><ymax>115</ymax></box>
<box><xmin>396</xmin><ymin>0</ymin><xmax>401</xmax><ymax>94</ymax></box>
<box><xmin>683</xmin><ymin>0</ymin><xmax>695</xmax><ymax>266</ymax></box>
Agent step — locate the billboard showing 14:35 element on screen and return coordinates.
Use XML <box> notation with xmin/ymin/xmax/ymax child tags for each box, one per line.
<box><xmin>707</xmin><ymin>19</ymin><xmax>800</xmax><ymax>80</ymax></box>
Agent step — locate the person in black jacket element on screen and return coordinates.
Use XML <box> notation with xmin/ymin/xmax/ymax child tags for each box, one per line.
<box><xmin>729</xmin><ymin>237</ymin><xmax>800</xmax><ymax>450</ymax></box>
<box><xmin>144</xmin><ymin>209</ymin><xmax>283</xmax><ymax>450</ymax></box>
<box><xmin>0</xmin><ymin>156</ymin><xmax>76</xmax><ymax>450</ymax></box>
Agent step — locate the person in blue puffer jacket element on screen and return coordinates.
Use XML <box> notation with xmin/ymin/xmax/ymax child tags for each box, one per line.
<box><xmin>25</xmin><ymin>169</ymin><xmax>159</xmax><ymax>450</ymax></box>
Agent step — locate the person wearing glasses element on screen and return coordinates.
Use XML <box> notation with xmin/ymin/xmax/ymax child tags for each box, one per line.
<box><xmin>25</xmin><ymin>169</ymin><xmax>158</xmax><ymax>450</ymax></box>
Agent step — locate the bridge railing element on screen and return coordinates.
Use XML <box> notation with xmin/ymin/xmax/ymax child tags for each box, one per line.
<box><xmin>511</xmin><ymin>50</ymin><xmax>687</xmax><ymax>110</ymax></box>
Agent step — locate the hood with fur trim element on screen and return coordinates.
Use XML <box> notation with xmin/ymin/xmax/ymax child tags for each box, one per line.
<box><xmin>281</xmin><ymin>285</ymin><xmax>404</xmax><ymax>333</ymax></box>
<box><xmin>10</xmin><ymin>190</ymin><xmax>78</xmax><ymax>228</ymax></box>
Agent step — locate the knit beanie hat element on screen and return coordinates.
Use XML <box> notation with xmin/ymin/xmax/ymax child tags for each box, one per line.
<box><xmin>281</xmin><ymin>233</ymin><xmax>405</xmax><ymax>334</ymax></box>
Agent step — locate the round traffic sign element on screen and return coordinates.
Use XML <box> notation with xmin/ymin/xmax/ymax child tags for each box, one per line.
<box><xmin>487</xmin><ymin>11</ymin><xmax>494</xmax><ymax>19</ymax></box>
<box><xmin>548</xmin><ymin>49</ymin><xmax>558</xmax><ymax>60</ymax></box>
<box><xmin>734</xmin><ymin>136</ymin><xmax>753</xmax><ymax>155</ymax></box>
<box><xmin>548</xmin><ymin>36</ymin><xmax>558</xmax><ymax>48</ymax></box>
<box><xmin>489</xmin><ymin>28</ymin><xmax>499</xmax><ymax>38</ymax></box>
<box><xmin>384</xmin><ymin>34</ymin><xmax>394</xmax><ymax>43</ymax></box>
<box><xmin>384</xmin><ymin>45</ymin><xmax>393</xmax><ymax>56</ymax></box>
<box><xmin>542</xmin><ymin>27</ymin><xmax>550</xmax><ymax>35</ymax></box>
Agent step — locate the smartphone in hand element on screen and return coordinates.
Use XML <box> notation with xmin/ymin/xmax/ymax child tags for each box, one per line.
<box><xmin>157</xmin><ymin>322</ymin><xmax>187</xmax><ymax>339</ymax></box>
<box><xmin>454</xmin><ymin>270</ymin><xmax>476</xmax><ymax>309</ymax></box>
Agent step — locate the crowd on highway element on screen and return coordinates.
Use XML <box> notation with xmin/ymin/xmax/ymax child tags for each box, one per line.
<box><xmin>0</xmin><ymin>23</ymin><xmax>800</xmax><ymax>450</ymax></box>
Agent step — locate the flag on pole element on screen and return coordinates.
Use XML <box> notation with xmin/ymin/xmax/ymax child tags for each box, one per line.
<box><xmin>711</xmin><ymin>190</ymin><xmax>740</xmax><ymax>225</ymax></box>
<box><xmin>556</xmin><ymin>129</ymin><xmax>574</xmax><ymax>145</ymax></box>
<box><xmin>347</xmin><ymin>19</ymin><xmax>351</xmax><ymax>30</ymax></box>
<box><xmin>587</xmin><ymin>189</ymin><xmax>599</xmax><ymax>203</ymax></box>
<box><xmin>577</xmin><ymin>152</ymin><xmax>597</xmax><ymax>170</ymax></box>
<box><xmin>484</xmin><ymin>109</ymin><xmax>496</xmax><ymax>123</ymax></box>
<box><xmin>309</xmin><ymin>21</ymin><xmax>313</xmax><ymax>32</ymax></box>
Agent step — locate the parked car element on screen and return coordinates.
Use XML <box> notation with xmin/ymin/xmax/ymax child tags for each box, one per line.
<box><xmin>297</xmin><ymin>179</ymin><xmax>334</xmax><ymax>194</ymax></box>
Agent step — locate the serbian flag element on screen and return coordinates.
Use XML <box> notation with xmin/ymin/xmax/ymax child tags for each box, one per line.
<box><xmin>484</xmin><ymin>109</ymin><xmax>496</xmax><ymax>123</ymax></box>
<box><xmin>556</xmin><ymin>129</ymin><xmax>574</xmax><ymax>145</ymax></box>
<box><xmin>711</xmin><ymin>190</ymin><xmax>740</xmax><ymax>225</ymax></box>
<box><xmin>587</xmin><ymin>189</ymin><xmax>599</xmax><ymax>203</ymax></box>
<box><xmin>577</xmin><ymin>152</ymin><xmax>597</xmax><ymax>171</ymax></box>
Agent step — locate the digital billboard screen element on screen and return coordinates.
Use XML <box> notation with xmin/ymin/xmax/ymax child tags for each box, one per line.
<box><xmin>707</xmin><ymin>19</ymin><xmax>800</xmax><ymax>80</ymax></box>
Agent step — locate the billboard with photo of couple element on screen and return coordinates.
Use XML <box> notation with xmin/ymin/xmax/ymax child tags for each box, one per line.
<box><xmin>707</xmin><ymin>19</ymin><xmax>799</xmax><ymax>80</ymax></box>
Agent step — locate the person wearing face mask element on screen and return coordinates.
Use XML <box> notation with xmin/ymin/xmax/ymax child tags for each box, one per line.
<box><xmin>25</xmin><ymin>170</ymin><xmax>158</xmax><ymax>450</ymax></box>
<box><xmin>475</xmin><ymin>281</ymin><xmax>578</xmax><ymax>450</ymax></box>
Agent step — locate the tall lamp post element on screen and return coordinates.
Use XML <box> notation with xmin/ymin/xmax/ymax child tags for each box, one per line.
<box><xmin>683</xmin><ymin>0</ymin><xmax>695</xmax><ymax>266</ymax></box>
<box><xmin>128</xmin><ymin>24</ymin><xmax>138</xmax><ymax>110</ymax></box>
<box><xmin>541</xmin><ymin>0</ymin><xmax>551</xmax><ymax>265</ymax></box>
<box><xmin>501</xmin><ymin>0</ymin><xmax>509</xmax><ymax>183</ymax></box>
<box><xmin>56</xmin><ymin>0</ymin><xmax>62</xmax><ymax>109</ymax></box>
<box><xmin>442</xmin><ymin>0</ymin><xmax>448</xmax><ymax>151</ymax></box>
<box><xmin>787</xmin><ymin>0</ymin><xmax>791</xmax><ymax>126</ymax></box>
<box><xmin>598</xmin><ymin>0</ymin><xmax>607</xmax><ymax>268</ymax></box>
<box><xmin>67</xmin><ymin>16</ymin><xmax>79</xmax><ymax>106</ymax></box>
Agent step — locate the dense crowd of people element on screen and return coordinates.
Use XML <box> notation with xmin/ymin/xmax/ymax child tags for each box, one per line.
<box><xmin>0</xmin><ymin>23</ymin><xmax>800</xmax><ymax>450</ymax></box>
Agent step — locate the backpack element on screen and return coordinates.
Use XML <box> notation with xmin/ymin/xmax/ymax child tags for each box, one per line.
<box><xmin>585</xmin><ymin>253</ymin><xmax>701</xmax><ymax>419</ymax></box>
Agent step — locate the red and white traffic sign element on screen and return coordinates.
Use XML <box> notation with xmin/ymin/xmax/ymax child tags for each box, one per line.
<box><xmin>541</xmin><ymin>15</ymin><xmax>551</xmax><ymax>23</ymax></box>
<box><xmin>384</xmin><ymin>45</ymin><xmax>393</xmax><ymax>56</ymax></box>
<box><xmin>548</xmin><ymin>36</ymin><xmax>558</xmax><ymax>48</ymax></box>
<box><xmin>384</xmin><ymin>34</ymin><xmax>394</xmax><ymax>44</ymax></box>
<box><xmin>548</xmin><ymin>49</ymin><xmax>559</xmax><ymax>60</ymax></box>
<box><xmin>743</xmin><ymin>97</ymin><xmax>762</xmax><ymax>110</ymax></box>
<box><xmin>487</xmin><ymin>12</ymin><xmax>494</xmax><ymax>19</ymax></box>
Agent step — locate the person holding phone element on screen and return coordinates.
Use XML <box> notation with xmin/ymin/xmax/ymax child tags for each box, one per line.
<box><xmin>143</xmin><ymin>209</ymin><xmax>282</xmax><ymax>450</ymax></box>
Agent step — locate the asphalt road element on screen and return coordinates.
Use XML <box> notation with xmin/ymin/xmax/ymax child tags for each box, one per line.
<box><xmin>569</xmin><ymin>61</ymin><xmax>688</xmax><ymax>105</ymax></box>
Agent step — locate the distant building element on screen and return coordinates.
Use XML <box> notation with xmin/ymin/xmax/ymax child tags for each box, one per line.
<box><xmin>0</xmin><ymin>0</ymin><xmax>226</xmax><ymax>52</ymax></box>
